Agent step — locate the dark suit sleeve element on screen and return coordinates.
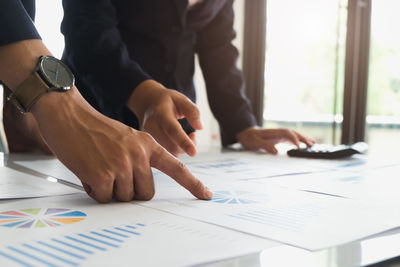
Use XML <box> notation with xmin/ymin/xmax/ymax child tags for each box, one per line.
<box><xmin>0</xmin><ymin>0</ymin><xmax>41</xmax><ymax>46</ymax></box>
<box><xmin>196</xmin><ymin>0</ymin><xmax>257</xmax><ymax>146</ymax></box>
<box><xmin>61</xmin><ymin>0</ymin><xmax>152</xmax><ymax>112</ymax></box>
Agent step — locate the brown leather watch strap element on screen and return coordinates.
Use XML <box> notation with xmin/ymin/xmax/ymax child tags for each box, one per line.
<box><xmin>12</xmin><ymin>72</ymin><xmax>50</xmax><ymax>112</ymax></box>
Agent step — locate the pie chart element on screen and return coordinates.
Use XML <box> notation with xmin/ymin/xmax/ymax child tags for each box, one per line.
<box><xmin>210</xmin><ymin>190</ymin><xmax>268</xmax><ymax>204</ymax></box>
<box><xmin>0</xmin><ymin>208</ymin><xmax>86</xmax><ymax>229</ymax></box>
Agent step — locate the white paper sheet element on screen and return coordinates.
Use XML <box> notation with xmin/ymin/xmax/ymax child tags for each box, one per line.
<box><xmin>140</xmin><ymin>178</ymin><xmax>400</xmax><ymax>251</ymax></box>
<box><xmin>296</xmin><ymin>154</ymin><xmax>400</xmax><ymax>173</ymax></box>
<box><xmin>12</xmin><ymin>151</ymin><xmax>328</xmax><ymax>188</ymax></box>
<box><xmin>256</xmin><ymin>164</ymin><xmax>400</xmax><ymax>203</ymax></box>
<box><xmin>0</xmin><ymin>166</ymin><xmax>82</xmax><ymax>200</ymax></box>
<box><xmin>0</xmin><ymin>194</ymin><xmax>277</xmax><ymax>267</ymax></box>
<box><xmin>10</xmin><ymin>151</ymin><xmax>400</xmax><ymax>252</ymax></box>
<box><xmin>182</xmin><ymin>151</ymin><xmax>327</xmax><ymax>180</ymax></box>
<box><xmin>10</xmin><ymin>154</ymin><xmax>82</xmax><ymax>186</ymax></box>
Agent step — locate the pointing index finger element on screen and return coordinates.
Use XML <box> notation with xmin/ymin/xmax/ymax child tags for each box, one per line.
<box><xmin>150</xmin><ymin>145</ymin><xmax>212</xmax><ymax>200</ymax></box>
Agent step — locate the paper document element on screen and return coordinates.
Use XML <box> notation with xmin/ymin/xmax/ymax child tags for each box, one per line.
<box><xmin>10</xmin><ymin>154</ymin><xmax>82</xmax><ymax>186</ymax></box>
<box><xmin>0</xmin><ymin>194</ymin><xmax>277</xmax><ymax>267</ymax></box>
<box><xmin>299</xmin><ymin>154</ymin><xmax>400</xmax><ymax>173</ymax></box>
<box><xmin>257</xmin><ymin>165</ymin><xmax>400</xmax><ymax>203</ymax></box>
<box><xmin>0</xmin><ymin>166</ymin><xmax>81</xmax><ymax>200</ymax></box>
<box><xmin>141</xmin><ymin>178</ymin><xmax>400</xmax><ymax>251</ymax></box>
<box><xmin>182</xmin><ymin>151</ymin><xmax>326</xmax><ymax>180</ymax></box>
<box><xmin>13</xmin><ymin>152</ymin><xmax>327</xmax><ymax>186</ymax></box>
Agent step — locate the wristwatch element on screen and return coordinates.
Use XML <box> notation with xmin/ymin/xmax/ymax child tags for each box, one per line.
<box><xmin>7</xmin><ymin>56</ymin><xmax>75</xmax><ymax>113</ymax></box>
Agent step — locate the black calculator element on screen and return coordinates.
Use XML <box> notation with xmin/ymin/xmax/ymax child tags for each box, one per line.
<box><xmin>287</xmin><ymin>142</ymin><xmax>368</xmax><ymax>159</ymax></box>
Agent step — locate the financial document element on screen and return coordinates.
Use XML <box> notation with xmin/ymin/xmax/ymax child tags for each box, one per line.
<box><xmin>0</xmin><ymin>194</ymin><xmax>277</xmax><ymax>267</ymax></box>
<box><xmin>7</xmin><ymin>151</ymin><xmax>400</xmax><ymax>255</ymax></box>
<box><xmin>182</xmin><ymin>151</ymin><xmax>327</xmax><ymax>180</ymax></box>
<box><xmin>141</xmin><ymin>178</ymin><xmax>400</xmax><ymax>251</ymax></box>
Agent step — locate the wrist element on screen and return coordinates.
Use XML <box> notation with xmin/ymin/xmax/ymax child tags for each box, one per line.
<box><xmin>30</xmin><ymin>86</ymin><xmax>81</xmax><ymax>122</ymax></box>
<box><xmin>236</xmin><ymin>126</ymin><xmax>258</xmax><ymax>140</ymax></box>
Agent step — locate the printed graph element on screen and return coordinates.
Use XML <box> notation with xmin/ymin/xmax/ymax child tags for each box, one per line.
<box><xmin>209</xmin><ymin>191</ymin><xmax>268</xmax><ymax>204</ymax></box>
<box><xmin>229</xmin><ymin>203</ymin><xmax>320</xmax><ymax>232</ymax></box>
<box><xmin>0</xmin><ymin>208</ymin><xmax>86</xmax><ymax>229</ymax></box>
<box><xmin>0</xmin><ymin>223</ymin><xmax>146</xmax><ymax>266</ymax></box>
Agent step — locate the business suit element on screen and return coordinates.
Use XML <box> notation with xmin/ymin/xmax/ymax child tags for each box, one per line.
<box><xmin>0</xmin><ymin>0</ymin><xmax>39</xmax><ymax>48</ymax></box>
<box><xmin>62</xmin><ymin>0</ymin><xmax>257</xmax><ymax>146</ymax></box>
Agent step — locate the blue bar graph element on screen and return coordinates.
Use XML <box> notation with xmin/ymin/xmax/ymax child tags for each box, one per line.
<box><xmin>229</xmin><ymin>205</ymin><xmax>320</xmax><ymax>232</ymax></box>
<box><xmin>0</xmin><ymin>223</ymin><xmax>146</xmax><ymax>266</ymax></box>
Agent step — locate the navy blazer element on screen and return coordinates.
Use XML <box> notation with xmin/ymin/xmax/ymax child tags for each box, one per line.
<box><xmin>0</xmin><ymin>0</ymin><xmax>40</xmax><ymax>47</ymax></box>
<box><xmin>62</xmin><ymin>0</ymin><xmax>257</xmax><ymax>146</ymax></box>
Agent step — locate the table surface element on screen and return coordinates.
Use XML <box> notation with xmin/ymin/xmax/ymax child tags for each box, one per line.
<box><xmin>2</xmin><ymin>151</ymin><xmax>400</xmax><ymax>267</ymax></box>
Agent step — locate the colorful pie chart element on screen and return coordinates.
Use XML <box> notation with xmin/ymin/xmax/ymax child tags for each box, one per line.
<box><xmin>0</xmin><ymin>208</ymin><xmax>86</xmax><ymax>229</ymax></box>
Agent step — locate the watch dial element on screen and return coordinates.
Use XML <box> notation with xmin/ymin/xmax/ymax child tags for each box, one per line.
<box><xmin>40</xmin><ymin>56</ymin><xmax>74</xmax><ymax>90</ymax></box>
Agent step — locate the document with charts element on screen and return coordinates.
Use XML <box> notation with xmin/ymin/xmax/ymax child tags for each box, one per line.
<box><xmin>140</xmin><ymin>178</ymin><xmax>400</xmax><ymax>251</ymax></box>
<box><xmin>0</xmin><ymin>194</ymin><xmax>276</xmax><ymax>267</ymax></box>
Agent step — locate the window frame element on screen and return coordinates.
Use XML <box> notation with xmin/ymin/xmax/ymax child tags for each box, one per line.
<box><xmin>243</xmin><ymin>0</ymin><xmax>372</xmax><ymax>144</ymax></box>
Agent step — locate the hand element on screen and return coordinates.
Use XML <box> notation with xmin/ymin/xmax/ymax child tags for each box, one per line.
<box><xmin>31</xmin><ymin>87</ymin><xmax>212</xmax><ymax>203</ymax></box>
<box><xmin>127</xmin><ymin>80</ymin><xmax>202</xmax><ymax>157</ymax></box>
<box><xmin>3</xmin><ymin>94</ymin><xmax>52</xmax><ymax>154</ymax></box>
<box><xmin>0</xmin><ymin>39</ymin><xmax>211</xmax><ymax>203</ymax></box>
<box><xmin>236</xmin><ymin>126</ymin><xmax>315</xmax><ymax>155</ymax></box>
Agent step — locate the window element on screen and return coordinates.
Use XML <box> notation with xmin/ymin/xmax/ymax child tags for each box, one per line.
<box><xmin>263</xmin><ymin>0</ymin><xmax>348</xmax><ymax>144</ymax></box>
<box><xmin>255</xmin><ymin>0</ymin><xmax>400</xmax><ymax>152</ymax></box>
<box><xmin>366</xmin><ymin>0</ymin><xmax>400</xmax><ymax>155</ymax></box>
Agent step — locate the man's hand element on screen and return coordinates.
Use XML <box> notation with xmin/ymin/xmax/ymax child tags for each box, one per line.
<box><xmin>31</xmin><ymin>87</ymin><xmax>212</xmax><ymax>203</ymax></box>
<box><xmin>236</xmin><ymin>126</ymin><xmax>315</xmax><ymax>154</ymax></box>
<box><xmin>3</xmin><ymin>90</ymin><xmax>52</xmax><ymax>154</ymax></box>
<box><xmin>0</xmin><ymin>40</ymin><xmax>212</xmax><ymax>203</ymax></box>
<box><xmin>127</xmin><ymin>80</ymin><xmax>202</xmax><ymax>157</ymax></box>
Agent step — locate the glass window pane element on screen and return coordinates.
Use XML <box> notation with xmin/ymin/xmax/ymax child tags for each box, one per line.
<box><xmin>263</xmin><ymin>0</ymin><xmax>348</xmax><ymax>144</ymax></box>
<box><xmin>366</xmin><ymin>0</ymin><xmax>400</xmax><ymax>155</ymax></box>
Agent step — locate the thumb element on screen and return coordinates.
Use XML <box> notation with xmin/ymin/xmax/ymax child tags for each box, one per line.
<box><xmin>173</xmin><ymin>93</ymin><xmax>203</xmax><ymax>130</ymax></box>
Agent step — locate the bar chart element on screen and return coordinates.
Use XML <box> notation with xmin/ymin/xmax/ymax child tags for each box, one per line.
<box><xmin>0</xmin><ymin>223</ymin><xmax>146</xmax><ymax>266</ymax></box>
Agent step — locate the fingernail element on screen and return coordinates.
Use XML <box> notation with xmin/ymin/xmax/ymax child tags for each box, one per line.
<box><xmin>187</xmin><ymin>146</ymin><xmax>196</xmax><ymax>156</ymax></box>
<box><xmin>205</xmin><ymin>188</ymin><xmax>213</xmax><ymax>199</ymax></box>
<box><xmin>196</xmin><ymin>119</ymin><xmax>204</xmax><ymax>129</ymax></box>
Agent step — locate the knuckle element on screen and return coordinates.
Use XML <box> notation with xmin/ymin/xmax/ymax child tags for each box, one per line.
<box><xmin>164</xmin><ymin>123</ymin><xmax>179</xmax><ymax>135</ymax></box>
<box><xmin>119</xmin><ymin>153</ymin><xmax>133</xmax><ymax>170</ymax></box>
<box><xmin>191</xmin><ymin>104</ymin><xmax>200</xmax><ymax>115</ymax></box>
<box><xmin>179</xmin><ymin>137</ymin><xmax>191</xmax><ymax>148</ymax></box>
<box><xmin>132</xmin><ymin>146</ymin><xmax>149</xmax><ymax>164</ymax></box>
<box><xmin>93</xmin><ymin>187</ymin><xmax>113</xmax><ymax>203</ymax></box>
<box><xmin>96</xmin><ymin>196</ymin><xmax>113</xmax><ymax>204</ymax></box>
<box><xmin>115</xmin><ymin>191</ymin><xmax>134</xmax><ymax>202</ymax></box>
<box><xmin>140</xmin><ymin>131</ymin><xmax>155</xmax><ymax>142</ymax></box>
<box><xmin>176</xmin><ymin>160</ymin><xmax>188</xmax><ymax>173</ymax></box>
<box><xmin>173</xmin><ymin>150</ymin><xmax>184</xmax><ymax>158</ymax></box>
<box><xmin>136</xmin><ymin>189</ymin><xmax>155</xmax><ymax>201</ymax></box>
<box><xmin>166</xmin><ymin>145</ymin><xmax>180</xmax><ymax>157</ymax></box>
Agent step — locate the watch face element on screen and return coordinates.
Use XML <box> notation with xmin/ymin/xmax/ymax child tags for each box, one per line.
<box><xmin>39</xmin><ymin>56</ymin><xmax>75</xmax><ymax>91</ymax></box>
